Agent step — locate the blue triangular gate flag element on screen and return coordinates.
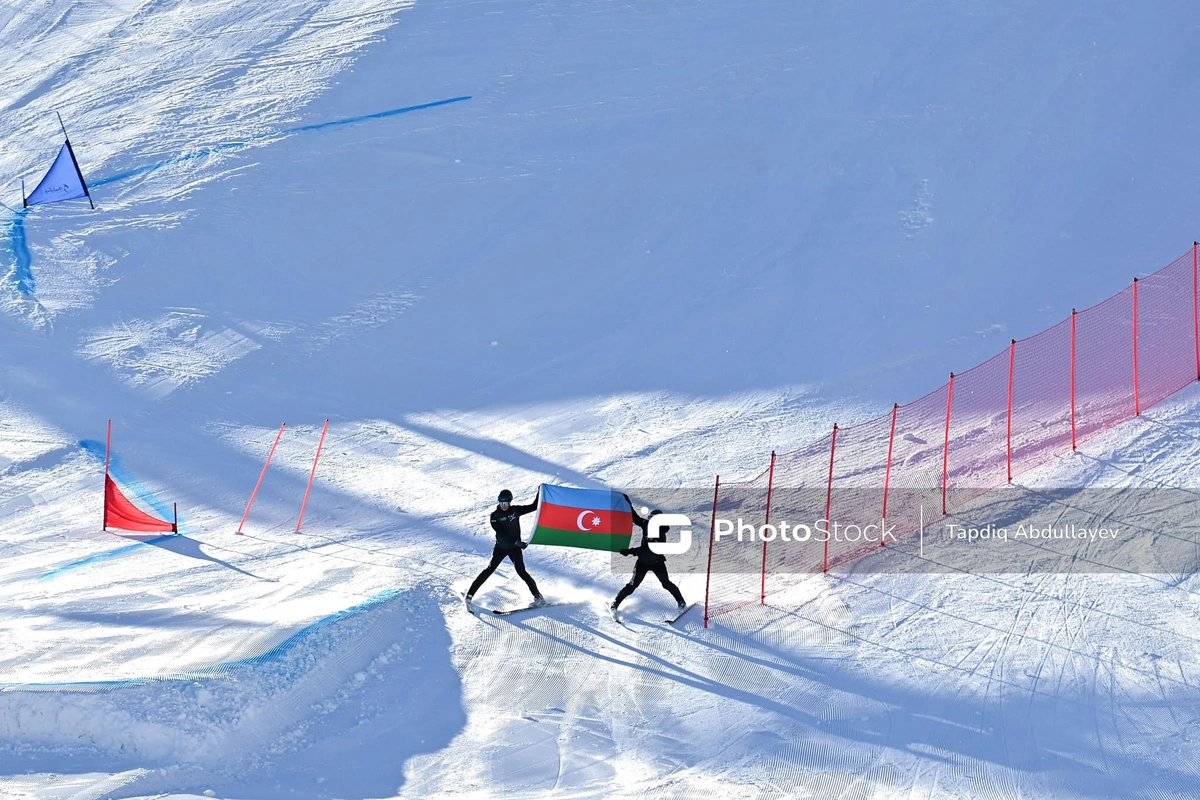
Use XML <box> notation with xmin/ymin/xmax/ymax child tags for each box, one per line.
<box><xmin>25</xmin><ymin>142</ymin><xmax>89</xmax><ymax>207</ymax></box>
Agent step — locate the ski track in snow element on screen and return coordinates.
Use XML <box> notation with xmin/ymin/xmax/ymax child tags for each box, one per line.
<box><xmin>75</xmin><ymin>290</ymin><xmax>421</xmax><ymax>396</ymax></box>
<box><xmin>77</xmin><ymin>310</ymin><xmax>261</xmax><ymax>397</ymax></box>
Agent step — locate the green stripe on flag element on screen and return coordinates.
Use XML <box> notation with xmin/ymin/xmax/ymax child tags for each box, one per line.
<box><xmin>531</xmin><ymin>526</ymin><xmax>631</xmax><ymax>552</ymax></box>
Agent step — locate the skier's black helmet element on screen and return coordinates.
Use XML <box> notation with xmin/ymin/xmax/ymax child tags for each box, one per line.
<box><xmin>498</xmin><ymin>489</ymin><xmax>513</xmax><ymax>503</ymax></box>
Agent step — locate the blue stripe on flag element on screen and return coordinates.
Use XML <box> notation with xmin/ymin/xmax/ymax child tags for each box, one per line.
<box><xmin>539</xmin><ymin>484</ymin><xmax>626</xmax><ymax>511</ymax></box>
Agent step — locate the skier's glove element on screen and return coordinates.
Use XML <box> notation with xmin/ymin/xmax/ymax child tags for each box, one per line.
<box><xmin>519</xmin><ymin>541</ymin><xmax>529</xmax><ymax>550</ymax></box>
<box><xmin>619</xmin><ymin>548</ymin><xmax>631</xmax><ymax>557</ymax></box>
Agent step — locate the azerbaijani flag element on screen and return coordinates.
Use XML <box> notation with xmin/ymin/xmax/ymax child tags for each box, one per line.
<box><xmin>530</xmin><ymin>484</ymin><xmax>633</xmax><ymax>552</ymax></box>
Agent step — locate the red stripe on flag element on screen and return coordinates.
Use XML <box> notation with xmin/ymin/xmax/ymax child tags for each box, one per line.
<box><xmin>538</xmin><ymin>502</ymin><xmax>632</xmax><ymax>536</ymax></box>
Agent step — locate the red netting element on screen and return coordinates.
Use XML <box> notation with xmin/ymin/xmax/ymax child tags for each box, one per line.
<box><xmin>880</xmin><ymin>384</ymin><xmax>950</xmax><ymax>541</ymax></box>
<box><xmin>1010</xmin><ymin>317</ymin><xmax>1073</xmax><ymax>477</ymax></box>
<box><xmin>946</xmin><ymin>349</ymin><xmax>1010</xmax><ymax>507</ymax></box>
<box><xmin>1138</xmin><ymin>252</ymin><xmax>1196</xmax><ymax>408</ymax></box>
<box><xmin>702</xmin><ymin>246</ymin><xmax>1200</xmax><ymax>625</ymax></box>
<box><xmin>702</xmin><ymin>465</ymin><xmax>773</xmax><ymax>620</ymax></box>
<box><xmin>825</xmin><ymin>411</ymin><xmax>892</xmax><ymax>568</ymax></box>
<box><xmin>1074</xmin><ymin>286</ymin><xmax>1137</xmax><ymax>446</ymax></box>
<box><xmin>758</xmin><ymin>435</ymin><xmax>835</xmax><ymax>602</ymax></box>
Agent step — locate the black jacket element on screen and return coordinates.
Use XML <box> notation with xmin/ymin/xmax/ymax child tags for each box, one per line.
<box><xmin>623</xmin><ymin>506</ymin><xmax>667</xmax><ymax>565</ymax></box>
<box><xmin>490</xmin><ymin>496</ymin><xmax>538</xmax><ymax>550</ymax></box>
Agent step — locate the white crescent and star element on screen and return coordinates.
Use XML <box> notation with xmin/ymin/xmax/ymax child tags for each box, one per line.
<box><xmin>576</xmin><ymin>510</ymin><xmax>603</xmax><ymax>531</ymax></box>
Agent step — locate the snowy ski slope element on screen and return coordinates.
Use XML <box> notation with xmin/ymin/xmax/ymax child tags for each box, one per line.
<box><xmin>4</xmin><ymin>0</ymin><xmax>1200</xmax><ymax>797</ymax></box>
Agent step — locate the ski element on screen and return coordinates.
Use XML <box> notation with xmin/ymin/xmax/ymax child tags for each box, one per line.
<box><xmin>664</xmin><ymin>603</ymin><xmax>695</xmax><ymax>625</ymax></box>
<box><xmin>609</xmin><ymin>606</ymin><xmax>630</xmax><ymax>628</ymax></box>
<box><xmin>492</xmin><ymin>601</ymin><xmax>562</xmax><ymax>616</ymax></box>
<box><xmin>459</xmin><ymin>591</ymin><xmax>479</xmax><ymax>616</ymax></box>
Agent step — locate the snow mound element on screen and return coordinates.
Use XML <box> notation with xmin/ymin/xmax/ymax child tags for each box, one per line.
<box><xmin>0</xmin><ymin>587</ymin><xmax>465</xmax><ymax>799</ymax></box>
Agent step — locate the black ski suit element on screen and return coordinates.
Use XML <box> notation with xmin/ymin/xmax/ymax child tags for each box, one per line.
<box><xmin>468</xmin><ymin>494</ymin><xmax>540</xmax><ymax>598</ymax></box>
<box><xmin>613</xmin><ymin>505</ymin><xmax>684</xmax><ymax>608</ymax></box>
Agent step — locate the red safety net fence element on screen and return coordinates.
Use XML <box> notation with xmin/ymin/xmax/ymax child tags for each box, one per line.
<box><xmin>704</xmin><ymin>245</ymin><xmax>1200</xmax><ymax>625</ymax></box>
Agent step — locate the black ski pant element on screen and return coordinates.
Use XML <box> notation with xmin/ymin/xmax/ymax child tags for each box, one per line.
<box><xmin>614</xmin><ymin>561</ymin><xmax>684</xmax><ymax>608</ymax></box>
<box><xmin>469</xmin><ymin>545</ymin><xmax>539</xmax><ymax>598</ymax></box>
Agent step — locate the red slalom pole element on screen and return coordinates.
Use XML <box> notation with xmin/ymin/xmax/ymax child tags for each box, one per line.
<box><xmin>760</xmin><ymin>451</ymin><xmax>776</xmax><ymax>604</ymax></box>
<box><xmin>823</xmin><ymin>423</ymin><xmax>838</xmax><ymax>573</ymax></box>
<box><xmin>1007</xmin><ymin>339</ymin><xmax>1016</xmax><ymax>484</ymax></box>
<box><xmin>238</xmin><ymin>422</ymin><xmax>286</xmax><ymax>534</ymax></box>
<box><xmin>103</xmin><ymin>419</ymin><xmax>112</xmax><ymax>530</ymax></box>
<box><xmin>1071</xmin><ymin>309</ymin><xmax>1078</xmax><ymax>451</ymax></box>
<box><xmin>942</xmin><ymin>374</ymin><xmax>955</xmax><ymax>516</ymax></box>
<box><xmin>296</xmin><ymin>419</ymin><xmax>329</xmax><ymax>533</ymax></box>
<box><xmin>881</xmin><ymin>403</ymin><xmax>898</xmax><ymax>545</ymax></box>
<box><xmin>1133</xmin><ymin>278</ymin><xmax>1140</xmax><ymax>416</ymax></box>
<box><xmin>703</xmin><ymin>475</ymin><xmax>720</xmax><ymax>629</ymax></box>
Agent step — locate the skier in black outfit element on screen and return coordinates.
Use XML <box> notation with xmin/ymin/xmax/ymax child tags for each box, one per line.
<box><xmin>612</xmin><ymin>496</ymin><xmax>686</xmax><ymax>611</ymax></box>
<box><xmin>466</xmin><ymin>488</ymin><xmax>545</xmax><ymax>606</ymax></box>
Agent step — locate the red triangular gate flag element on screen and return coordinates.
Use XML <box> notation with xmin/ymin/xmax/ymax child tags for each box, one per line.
<box><xmin>104</xmin><ymin>474</ymin><xmax>176</xmax><ymax>533</ymax></box>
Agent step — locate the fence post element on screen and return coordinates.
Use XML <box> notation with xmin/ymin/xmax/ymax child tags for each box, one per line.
<box><xmin>760</xmin><ymin>451</ymin><xmax>776</xmax><ymax>605</ymax></box>
<box><xmin>703</xmin><ymin>475</ymin><xmax>721</xmax><ymax>629</ymax></box>
<box><xmin>942</xmin><ymin>374</ymin><xmax>954</xmax><ymax>516</ymax></box>
<box><xmin>296</xmin><ymin>419</ymin><xmax>329</xmax><ymax>533</ymax></box>
<box><xmin>1007</xmin><ymin>339</ymin><xmax>1016</xmax><ymax>483</ymax></box>
<box><xmin>1193</xmin><ymin>242</ymin><xmax>1198</xmax><ymax>380</ymax></box>
<box><xmin>881</xmin><ymin>403</ymin><xmax>898</xmax><ymax>546</ymax></box>
<box><xmin>823</xmin><ymin>423</ymin><xmax>838</xmax><ymax>573</ymax></box>
<box><xmin>1133</xmin><ymin>277</ymin><xmax>1140</xmax><ymax>416</ymax></box>
<box><xmin>1071</xmin><ymin>309</ymin><xmax>1077</xmax><ymax>451</ymax></box>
